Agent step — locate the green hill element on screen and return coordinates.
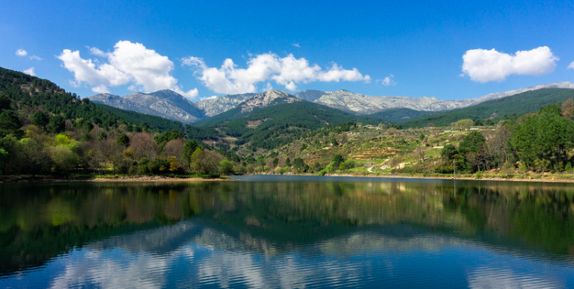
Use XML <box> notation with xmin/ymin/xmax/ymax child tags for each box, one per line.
<box><xmin>403</xmin><ymin>88</ymin><xmax>574</xmax><ymax>127</ymax></box>
<box><xmin>369</xmin><ymin>108</ymin><xmax>432</xmax><ymax>124</ymax></box>
<box><xmin>197</xmin><ymin>101</ymin><xmax>372</xmax><ymax>149</ymax></box>
<box><xmin>0</xmin><ymin>67</ymin><xmax>189</xmax><ymax>133</ymax></box>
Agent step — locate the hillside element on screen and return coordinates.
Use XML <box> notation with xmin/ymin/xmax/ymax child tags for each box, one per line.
<box><xmin>0</xmin><ymin>67</ymin><xmax>227</xmax><ymax>177</ymax></box>
<box><xmin>403</xmin><ymin>88</ymin><xmax>574</xmax><ymax>127</ymax></box>
<box><xmin>368</xmin><ymin>108</ymin><xmax>432</xmax><ymax>124</ymax></box>
<box><xmin>0</xmin><ymin>67</ymin><xmax>192</xmax><ymax>133</ymax></box>
<box><xmin>197</xmin><ymin>93</ymin><xmax>372</xmax><ymax>150</ymax></box>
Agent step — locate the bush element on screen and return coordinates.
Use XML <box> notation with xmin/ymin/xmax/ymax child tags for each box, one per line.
<box><xmin>219</xmin><ymin>159</ymin><xmax>234</xmax><ymax>175</ymax></box>
<box><xmin>340</xmin><ymin>160</ymin><xmax>356</xmax><ymax>171</ymax></box>
<box><xmin>190</xmin><ymin>148</ymin><xmax>222</xmax><ymax>177</ymax></box>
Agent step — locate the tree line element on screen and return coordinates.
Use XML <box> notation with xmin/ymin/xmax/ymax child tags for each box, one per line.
<box><xmin>0</xmin><ymin>95</ymin><xmax>232</xmax><ymax>177</ymax></box>
<box><xmin>438</xmin><ymin>99</ymin><xmax>574</xmax><ymax>174</ymax></box>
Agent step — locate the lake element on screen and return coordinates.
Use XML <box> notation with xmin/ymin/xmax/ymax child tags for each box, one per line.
<box><xmin>1</xmin><ymin>176</ymin><xmax>574</xmax><ymax>288</ymax></box>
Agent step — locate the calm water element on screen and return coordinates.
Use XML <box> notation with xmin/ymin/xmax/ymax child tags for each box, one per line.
<box><xmin>1</xmin><ymin>176</ymin><xmax>574</xmax><ymax>288</ymax></box>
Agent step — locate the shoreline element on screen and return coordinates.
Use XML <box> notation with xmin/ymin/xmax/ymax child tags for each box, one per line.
<box><xmin>325</xmin><ymin>174</ymin><xmax>574</xmax><ymax>184</ymax></box>
<box><xmin>0</xmin><ymin>175</ymin><xmax>228</xmax><ymax>184</ymax></box>
<box><xmin>3</xmin><ymin>174</ymin><xmax>574</xmax><ymax>184</ymax></box>
<box><xmin>84</xmin><ymin>176</ymin><xmax>228</xmax><ymax>183</ymax></box>
<box><xmin>251</xmin><ymin>172</ymin><xmax>574</xmax><ymax>184</ymax></box>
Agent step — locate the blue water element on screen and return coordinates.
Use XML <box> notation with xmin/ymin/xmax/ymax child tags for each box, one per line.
<box><xmin>1</xmin><ymin>176</ymin><xmax>574</xmax><ymax>288</ymax></box>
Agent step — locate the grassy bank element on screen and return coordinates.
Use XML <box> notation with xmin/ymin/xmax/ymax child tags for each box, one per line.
<box><xmin>0</xmin><ymin>174</ymin><xmax>227</xmax><ymax>184</ymax></box>
<box><xmin>322</xmin><ymin>171</ymin><xmax>574</xmax><ymax>184</ymax></box>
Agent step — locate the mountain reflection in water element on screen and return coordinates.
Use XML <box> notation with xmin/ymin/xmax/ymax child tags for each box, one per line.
<box><xmin>1</xmin><ymin>176</ymin><xmax>574</xmax><ymax>288</ymax></box>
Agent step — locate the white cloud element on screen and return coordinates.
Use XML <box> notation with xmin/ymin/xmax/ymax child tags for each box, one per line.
<box><xmin>89</xmin><ymin>47</ymin><xmax>108</xmax><ymax>57</ymax></box>
<box><xmin>23</xmin><ymin>67</ymin><xmax>36</xmax><ymax>76</ymax></box>
<box><xmin>182</xmin><ymin>53</ymin><xmax>370</xmax><ymax>94</ymax></box>
<box><xmin>462</xmin><ymin>46</ymin><xmax>558</xmax><ymax>82</ymax></box>
<box><xmin>58</xmin><ymin>40</ymin><xmax>198</xmax><ymax>99</ymax></box>
<box><xmin>292</xmin><ymin>43</ymin><xmax>301</xmax><ymax>48</ymax></box>
<box><xmin>568</xmin><ymin>61</ymin><xmax>574</xmax><ymax>70</ymax></box>
<box><xmin>15</xmin><ymin>49</ymin><xmax>28</xmax><ymax>57</ymax></box>
<box><xmin>15</xmin><ymin>48</ymin><xmax>42</xmax><ymax>60</ymax></box>
<box><xmin>379</xmin><ymin>74</ymin><xmax>395</xmax><ymax>86</ymax></box>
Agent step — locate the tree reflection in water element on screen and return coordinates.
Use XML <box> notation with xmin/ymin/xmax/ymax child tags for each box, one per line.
<box><xmin>1</xmin><ymin>178</ymin><xmax>574</xmax><ymax>287</ymax></box>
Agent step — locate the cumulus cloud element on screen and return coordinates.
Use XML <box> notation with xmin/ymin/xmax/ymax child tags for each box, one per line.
<box><xmin>15</xmin><ymin>49</ymin><xmax>28</xmax><ymax>57</ymax></box>
<box><xmin>568</xmin><ymin>61</ymin><xmax>574</xmax><ymax>70</ymax></box>
<box><xmin>23</xmin><ymin>67</ymin><xmax>36</xmax><ymax>76</ymax></box>
<box><xmin>182</xmin><ymin>53</ymin><xmax>370</xmax><ymax>94</ymax></box>
<box><xmin>58</xmin><ymin>40</ymin><xmax>198</xmax><ymax>98</ymax></box>
<box><xmin>462</xmin><ymin>46</ymin><xmax>558</xmax><ymax>82</ymax></box>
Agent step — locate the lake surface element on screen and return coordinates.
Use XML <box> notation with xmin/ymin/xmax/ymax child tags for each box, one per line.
<box><xmin>1</xmin><ymin>176</ymin><xmax>574</xmax><ymax>288</ymax></box>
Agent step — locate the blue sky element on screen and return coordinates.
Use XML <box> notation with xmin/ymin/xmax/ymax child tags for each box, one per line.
<box><xmin>1</xmin><ymin>0</ymin><xmax>573</xmax><ymax>100</ymax></box>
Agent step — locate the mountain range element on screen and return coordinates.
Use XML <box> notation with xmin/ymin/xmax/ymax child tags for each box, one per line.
<box><xmin>4</xmin><ymin>65</ymin><xmax>574</xmax><ymax>161</ymax></box>
<box><xmin>88</xmin><ymin>82</ymin><xmax>574</xmax><ymax>127</ymax></box>
<box><xmin>90</xmin><ymin>90</ymin><xmax>205</xmax><ymax>123</ymax></box>
<box><xmin>195</xmin><ymin>90</ymin><xmax>365</xmax><ymax>149</ymax></box>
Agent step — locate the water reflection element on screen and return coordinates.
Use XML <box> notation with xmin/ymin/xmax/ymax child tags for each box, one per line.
<box><xmin>1</xmin><ymin>177</ymin><xmax>574</xmax><ymax>288</ymax></box>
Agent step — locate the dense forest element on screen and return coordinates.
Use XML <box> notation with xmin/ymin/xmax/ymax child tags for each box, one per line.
<box><xmin>196</xmin><ymin>100</ymin><xmax>372</xmax><ymax>150</ymax></box>
<box><xmin>0</xmin><ymin>68</ymin><xmax>230</xmax><ymax>177</ymax></box>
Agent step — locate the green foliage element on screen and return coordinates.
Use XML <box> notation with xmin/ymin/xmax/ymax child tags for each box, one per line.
<box><xmin>332</xmin><ymin>154</ymin><xmax>344</xmax><ymax>168</ymax></box>
<box><xmin>154</xmin><ymin>130</ymin><xmax>184</xmax><ymax>146</ymax></box>
<box><xmin>47</xmin><ymin>115</ymin><xmax>65</xmax><ymax>133</ymax></box>
<box><xmin>452</xmin><ymin>119</ymin><xmax>474</xmax><ymax>129</ymax></box>
<box><xmin>439</xmin><ymin>132</ymin><xmax>489</xmax><ymax>173</ymax></box>
<box><xmin>369</xmin><ymin>108</ymin><xmax>431</xmax><ymax>124</ymax></box>
<box><xmin>31</xmin><ymin>111</ymin><xmax>50</xmax><ymax>129</ymax></box>
<box><xmin>0</xmin><ymin>67</ymin><xmax>226</xmax><ymax>177</ymax></box>
<box><xmin>219</xmin><ymin>159</ymin><xmax>235</xmax><ymax>175</ymax></box>
<box><xmin>190</xmin><ymin>148</ymin><xmax>222</xmax><ymax>177</ymax></box>
<box><xmin>340</xmin><ymin>160</ymin><xmax>356</xmax><ymax>170</ymax></box>
<box><xmin>441</xmin><ymin>144</ymin><xmax>458</xmax><ymax>160</ymax></box>
<box><xmin>54</xmin><ymin>134</ymin><xmax>79</xmax><ymax>149</ymax></box>
<box><xmin>509</xmin><ymin>105</ymin><xmax>574</xmax><ymax>170</ymax></box>
<box><xmin>117</xmin><ymin>133</ymin><xmax>130</xmax><ymax>147</ymax></box>
<box><xmin>132</xmin><ymin>159</ymin><xmax>170</xmax><ymax>175</ymax></box>
<box><xmin>183</xmin><ymin>140</ymin><xmax>199</xmax><ymax>161</ymax></box>
<box><xmin>0</xmin><ymin>111</ymin><xmax>21</xmax><ymax>136</ymax></box>
<box><xmin>0</xmin><ymin>95</ymin><xmax>11</xmax><ymax>111</ymax></box>
<box><xmin>459</xmin><ymin>131</ymin><xmax>485</xmax><ymax>154</ymax></box>
<box><xmin>48</xmin><ymin>146</ymin><xmax>80</xmax><ymax>173</ymax></box>
<box><xmin>293</xmin><ymin>158</ymin><xmax>308</xmax><ymax>173</ymax></box>
<box><xmin>437</xmin><ymin>144</ymin><xmax>466</xmax><ymax>173</ymax></box>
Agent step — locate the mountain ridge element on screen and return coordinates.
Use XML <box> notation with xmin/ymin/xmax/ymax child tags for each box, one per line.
<box><xmin>89</xmin><ymin>90</ymin><xmax>205</xmax><ymax>123</ymax></box>
<box><xmin>402</xmin><ymin>87</ymin><xmax>574</xmax><ymax>127</ymax></box>
<box><xmin>89</xmin><ymin>81</ymin><xmax>574</xmax><ymax>124</ymax></box>
<box><xmin>194</xmin><ymin>82</ymin><xmax>574</xmax><ymax>118</ymax></box>
<box><xmin>196</xmin><ymin>92</ymin><xmax>372</xmax><ymax>150</ymax></box>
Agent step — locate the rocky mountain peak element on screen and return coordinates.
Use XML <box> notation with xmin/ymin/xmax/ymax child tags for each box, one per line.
<box><xmin>148</xmin><ymin>89</ymin><xmax>184</xmax><ymax>99</ymax></box>
<box><xmin>88</xmin><ymin>89</ymin><xmax>204</xmax><ymax>123</ymax></box>
<box><xmin>239</xmin><ymin>90</ymin><xmax>300</xmax><ymax>112</ymax></box>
